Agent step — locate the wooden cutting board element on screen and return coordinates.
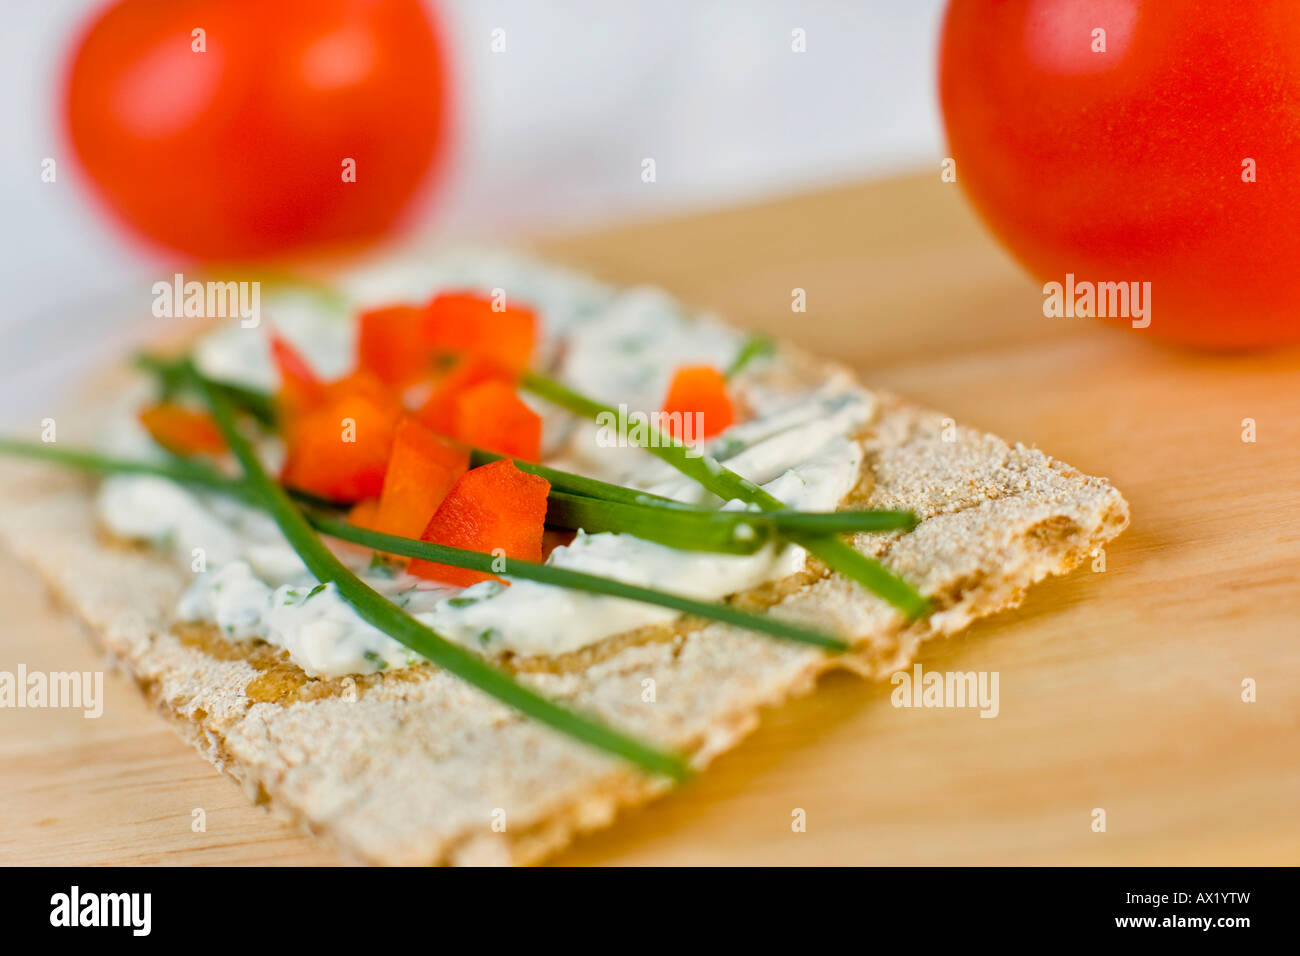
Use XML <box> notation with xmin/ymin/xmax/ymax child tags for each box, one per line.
<box><xmin>3</xmin><ymin>173</ymin><xmax>1297</xmax><ymax>866</ymax></box>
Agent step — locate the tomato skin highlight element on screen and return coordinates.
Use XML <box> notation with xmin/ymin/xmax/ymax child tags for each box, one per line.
<box><xmin>939</xmin><ymin>0</ymin><xmax>1300</xmax><ymax>348</ymax></box>
<box><xmin>139</xmin><ymin>402</ymin><xmax>227</xmax><ymax>456</ymax></box>
<box><xmin>62</xmin><ymin>0</ymin><xmax>448</xmax><ymax>259</ymax></box>
<box><xmin>661</xmin><ymin>365</ymin><xmax>734</xmax><ymax>440</ymax></box>
<box><xmin>408</xmin><ymin>459</ymin><xmax>550</xmax><ymax>588</ymax></box>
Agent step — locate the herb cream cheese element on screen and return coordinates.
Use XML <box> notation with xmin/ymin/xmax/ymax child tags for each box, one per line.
<box><xmin>97</xmin><ymin>253</ymin><xmax>874</xmax><ymax>677</ymax></box>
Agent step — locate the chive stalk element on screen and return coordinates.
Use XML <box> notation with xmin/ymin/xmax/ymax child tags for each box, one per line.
<box><xmin>725</xmin><ymin>334</ymin><xmax>775</xmax><ymax>379</ymax></box>
<box><xmin>128</xmin><ymin>355</ymin><xmax>926</xmax><ymax>613</ymax></box>
<box><xmin>193</xmin><ymin>376</ymin><xmax>691</xmax><ymax>780</ymax></box>
<box><xmin>471</xmin><ymin>448</ymin><xmax>917</xmax><ymax>536</ymax></box>
<box><xmin>468</xmin><ymin>447</ymin><xmax>695</xmax><ymax>511</ymax></box>
<box><xmin>543</xmin><ymin>489</ymin><xmax>913</xmax><ymax>549</ymax></box>
<box><xmin>312</xmin><ymin>518</ymin><xmax>848</xmax><ymax>651</ymax></box>
<box><xmin>135</xmin><ymin>354</ymin><xmax>277</xmax><ymax>426</ymax></box>
<box><xmin>545</xmin><ymin>489</ymin><xmax>771</xmax><ymax>553</ymax></box>
<box><xmin>132</xmin><ymin>359</ymin><xmax>920</xmax><ymax>538</ymax></box>
<box><xmin>761</xmin><ymin>510</ymin><xmax>917</xmax><ymax>533</ymax></box>
<box><xmin>0</xmin><ymin>440</ymin><xmax>849</xmax><ymax>651</ymax></box>
<box><xmin>0</xmin><ymin>438</ymin><xmax>239</xmax><ymax>491</ymax></box>
<box><xmin>521</xmin><ymin>372</ymin><xmax>931</xmax><ymax>618</ymax></box>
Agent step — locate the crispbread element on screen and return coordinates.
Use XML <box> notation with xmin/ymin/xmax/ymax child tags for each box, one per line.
<box><xmin>0</xmin><ymin>335</ymin><xmax>1128</xmax><ymax>865</ymax></box>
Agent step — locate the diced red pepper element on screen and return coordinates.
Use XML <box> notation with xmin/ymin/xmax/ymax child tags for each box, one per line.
<box><xmin>139</xmin><ymin>402</ymin><xmax>227</xmax><ymax>456</ymax></box>
<box><xmin>660</xmin><ymin>364</ymin><xmax>734</xmax><ymax>440</ymax></box>
<box><xmin>357</xmin><ymin>304</ymin><xmax>432</xmax><ymax>385</ymax></box>
<box><xmin>280</xmin><ymin>374</ymin><xmax>403</xmax><ymax>501</ymax></box>
<box><xmin>408</xmin><ymin>459</ymin><xmax>550</xmax><ymax>587</ymax></box>
<box><xmin>269</xmin><ymin>333</ymin><xmax>324</xmax><ymax>420</ymax></box>
<box><xmin>321</xmin><ymin>369</ymin><xmax>395</xmax><ymax>402</ymax></box>
<box><xmin>422</xmin><ymin>292</ymin><xmax>537</xmax><ymax>374</ymax></box>
<box><xmin>347</xmin><ymin>498</ymin><xmax>382</xmax><ymax>531</ymax></box>
<box><xmin>413</xmin><ymin>356</ymin><xmax>513</xmax><ymax>436</ymax></box>
<box><xmin>453</xmin><ymin>379</ymin><xmax>542</xmax><ymax>461</ymax></box>
<box><xmin>372</xmin><ymin>418</ymin><xmax>469</xmax><ymax>539</ymax></box>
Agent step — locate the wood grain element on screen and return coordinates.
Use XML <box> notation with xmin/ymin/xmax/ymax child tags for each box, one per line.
<box><xmin>2</xmin><ymin>173</ymin><xmax>1297</xmax><ymax>865</ymax></box>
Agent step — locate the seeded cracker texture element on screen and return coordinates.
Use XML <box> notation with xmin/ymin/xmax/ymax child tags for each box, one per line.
<box><xmin>0</xmin><ymin>316</ymin><xmax>1128</xmax><ymax>866</ymax></box>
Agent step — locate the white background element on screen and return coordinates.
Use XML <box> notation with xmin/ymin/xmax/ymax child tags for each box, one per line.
<box><xmin>0</xmin><ymin>0</ymin><xmax>947</xmax><ymax>414</ymax></box>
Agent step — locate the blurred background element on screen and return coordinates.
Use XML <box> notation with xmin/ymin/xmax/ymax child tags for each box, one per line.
<box><xmin>0</xmin><ymin>0</ymin><xmax>945</xmax><ymax>347</ymax></box>
<box><xmin>5</xmin><ymin>1</ymin><xmax>1299</xmax><ymax>869</ymax></box>
<box><xmin>7</xmin><ymin>0</ymin><xmax>1295</xmax><ymax>427</ymax></box>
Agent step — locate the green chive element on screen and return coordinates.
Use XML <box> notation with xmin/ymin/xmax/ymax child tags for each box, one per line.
<box><xmin>471</xmin><ymin>447</ymin><xmax>918</xmax><ymax>537</ymax></box>
<box><xmin>469</xmin><ymin>447</ymin><xmax>695</xmax><ymax>511</ymax></box>
<box><xmin>0</xmin><ymin>438</ymin><xmax>239</xmax><ymax>492</ymax></box>
<box><xmin>0</xmin><ymin>439</ymin><xmax>849</xmax><ymax>652</ymax></box>
<box><xmin>311</xmin><ymin>518</ymin><xmax>848</xmax><ymax>652</ymax></box>
<box><xmin>128</xmin><ymin>357</ymin><xmax>924</xmax><ymax>610</ymax></box>
<box><xmin>521</xmin><ymin>372</ymin><xmax>931</xmax><ymax>619</ymax></box>
<box><xmin>543</xmin><ymin>489</ymin><xmax>913</xmax><ymax>550</ymax></box>
<box><xmin>725</xmin><ymin>334</ymin><xmax>776</xmax><ymax>378</ymax></box>
<box><xmin>131</xmin><ymin>359</ymin><xmax>921</xmax><ymax>541</ymax></box>
<box><xmin>135</xmin><ymin>354</ymin><xmax>278</xmax><ymax>427</ymax></box>
<box><xmin>192</xmin><ymin>375</ymin><xmax>691</xmax><ymax>781</ymax></box>
<box><xmin>763</xmin><ymin>510</ymin><xmax>918</xmax><ymax>534</ymax></box>
<box><xmin>544</xmin><ymin>489</ymin><xmax>770</xmax><ymax>553</ymax></box>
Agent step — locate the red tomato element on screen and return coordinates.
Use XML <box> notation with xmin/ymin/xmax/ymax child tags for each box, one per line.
<box><xmin>939</xmin><ymin>0</ymin><xmax>1300</xmax><ymax>348</ymax></box>
<box><xmin>63</xmin><ymin>0</ymin><xmax>449</xmax><ymax>259</ymax></box>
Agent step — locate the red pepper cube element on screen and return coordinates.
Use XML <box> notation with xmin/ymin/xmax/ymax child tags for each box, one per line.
<box><xmin>660</xmin><ymin>364</ymin><xmax>735</xmax><ymax>441</ymax></box>
<box><xmin>280</xmin><ymin>376</ymin><xmax>402</xmax><ymax>502</ymax></box>
<box><xmin>372</xmin><ymin>418</ymin><xmax>470</xmax><ymax>539</ymax></box>
<box><xmin>347</xmin><ymin>498</ymin><xmax>382</xmax><ymax>531</ymax></box>
<box><xmin>269</xmin><ymin>333</ymin><xmax>324</xmax><ymax>421</ymax></box>
<box><xmin>139</xmin><ymin>402</ymin><xmax>227</xmax><ymax>456</ymax></box>
<box><xmin>357</xmin><ymin>304</ymin><xmax>433</xmax><ymax>385</ymax></box>
<box><xmin>408</xmin><ymin>459</ymin><xmax>550</xmax><ymax>587</ymax></box>
<box><xmin>422</xmin><ymin>292</ymin><xmax>537</xmax><ymax>374</ymax></box>
<box><xmin>453</xmin><ymin>379</ymin><xmax>542</xmax><ymax>461</ymax></box>
<box><xmin>413</xmin><ymin>356</ymin><xmax>514</xmax><ymax>436</ymax></box>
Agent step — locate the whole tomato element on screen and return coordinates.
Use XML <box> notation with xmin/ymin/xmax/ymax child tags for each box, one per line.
<box><xmin>939</xmin><ymin>0</ymin><xmax>1300</xmax><ymax>348</ymax></box>
<box><xmin>64</xmin><ymin>0</ymin><xmax>449</xmax><ymax>260</ymax></box>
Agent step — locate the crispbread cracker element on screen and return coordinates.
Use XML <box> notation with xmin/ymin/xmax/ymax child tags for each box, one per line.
<box><xmin>0</xmin><ymin>341</ymin><xmax>1128</xmax><ymax>865</ymax></box>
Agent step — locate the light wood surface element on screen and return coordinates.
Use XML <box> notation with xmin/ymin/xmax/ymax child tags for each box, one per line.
<box><xmin>2</xmin><ymin>173</ymin><xmax>1297</xmax><ymax>865</ymax></box>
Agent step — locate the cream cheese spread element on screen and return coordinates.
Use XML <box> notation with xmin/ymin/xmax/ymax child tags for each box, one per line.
<box><xmin>97</xmin><ymin>253</ymin><xmax>875</xmax><ymax>677</ymax></box>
